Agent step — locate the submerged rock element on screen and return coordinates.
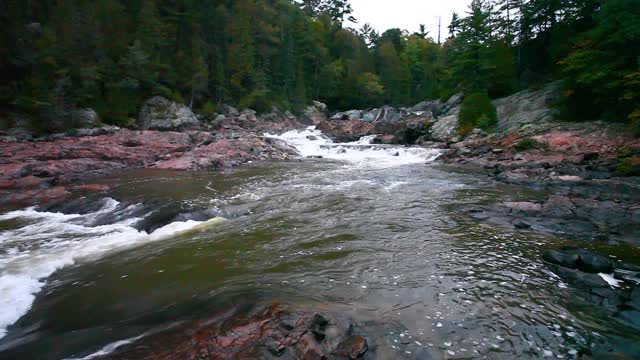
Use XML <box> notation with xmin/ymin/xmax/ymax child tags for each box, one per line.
<box><xmin>543</xmin><ymin>248</ymin><xmax>613</xmax><ymax>274</ymax></box>
<box><xmin>98</xmin><ymin>303</ymin><xmax>369</xmax><ymax>360</ymax></box>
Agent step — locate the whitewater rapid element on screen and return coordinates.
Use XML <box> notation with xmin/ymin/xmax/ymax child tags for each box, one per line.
<box><xmin>0</xmin><ymin>200</ymin><xmax>225</xmax><ymax>339</ymax></box>
<box><xmin>0</xmin><ymin>128</ymin><xmax>442</xmax><ymax>340</ymax></box>
<box><xmin>265</xmin><ymin>127</ymin><xmax>442</xmax><ymax>166</ymax></box>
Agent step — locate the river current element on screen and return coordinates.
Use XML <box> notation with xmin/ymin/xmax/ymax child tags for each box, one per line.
<box><xmin>0</xmin><ymin>127</ymin><xmax>637</xmax><ymax>359</ymax></box>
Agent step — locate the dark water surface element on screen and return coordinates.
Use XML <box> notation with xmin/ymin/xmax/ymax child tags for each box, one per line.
<box><xmin>1</xmin><ymin>154</ymin><xmax>639</xmax><ymax>359</ymax></box>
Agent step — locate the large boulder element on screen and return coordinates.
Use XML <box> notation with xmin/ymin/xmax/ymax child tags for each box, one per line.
<box><xmin>331</xmin><ymin>109</ymin><xmax>362</xmax><ymax>121</ymax></box>
<box><xmin>301</xmin><ymin>101</ymin><xmax>328</xmax><ymax>125</ymax></box>
<box><xmin>316</xmin><ymin>119</ymin><xmax>375</xmax><ymax>142</ymax></box>
<box><xmin>372</xmin><ymin>106</ymin><xmax>405</xmax><ymax>123</ymax></box>
<box><xmin>408</xmin><ymin>100</ymin><xmax>442</xmax><ymax>115</ymax></box>
<box><xmin>493</xmin><ymin>81</ymin><xmax>562</xmax><ymax>135</ymax></box>
<box><xmin>440</xmin><ymin>93</ymin><xmax>462</xmax><ymax>116</ymax></box>
<box><xmin>70</xmin><ymin>108</ymin><xmax>100</xmax><ymax>128</ymax></box>
<box><xmin>429</xmin><ymin>114</ymin><xmax>459</xmax><ymax>142</ymax></box>
<box><xmin>138</xmin><ymin>96</ymin><xmax>200</xmax><ymax>131</ymax></box>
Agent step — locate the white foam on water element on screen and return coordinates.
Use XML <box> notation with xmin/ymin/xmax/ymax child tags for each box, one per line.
<box><xmin>0</xmin><ymin>200</ymin><xmax>225</xmax><ymax>339</ymax></box>
<box><xmin>66</xmin><ymin>333</ymin><xmax>149</xmax><ymax>360</ymax></box>
<box><xmin>265</xmin><ymin>126</ymin><xmax>442</xmax><ymax>167</ymax></box>
<box><xmin>598</xmin><ymin>273</ymin><xmax>622</xmax><ymax>288</ymax></box>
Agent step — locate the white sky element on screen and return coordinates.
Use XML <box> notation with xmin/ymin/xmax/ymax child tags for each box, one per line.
<box><xmin>348</xmin><ymin>0</ymin><xmax>472</xmax><ymax>42</ymax></box>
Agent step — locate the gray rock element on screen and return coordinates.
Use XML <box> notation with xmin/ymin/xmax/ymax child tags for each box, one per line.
<box><xmin>440</xmin><ymin>93</ymin><xmax>462</xmax><ymax>116</ymax></box>
<box><xmin>312</xmin><ymin>101</ymin><xmax>327</xmax><ymax>113</ymax></box>
<box><xmin>408</xmin><ymin>100</ymin><xmax>442</xmax><ymax>115</ymax></box>
<box><xmin>222</xmin><ymin>105</ymin><xmax>240</xmax><ymax>116</ymax></box>
<box><xmin>302</xmin><ymin>102</ymin><xmax>328</xmax><ymax>125</ymax></box>
<box><xmin>331</xmin><ymin>110</ymin><xmax>362</xmax><ymax>121</ymax></box>
<box><xmin>493</xmin><ymin>81</ymin><xmax>562</xmax><ymax>135</ymax></box>
<box><xmin>70</xmin><ymin>108</ymin><xmax>100</xmax><ymax>128</ymax></box>
<box><xmin>138</xmin><ymin>96</ymin><xmax>200</xmax><ymax>131</ymax></box>
<box><xmin>543</xmin><ymin>248</ymin><xmax>613</xmax><ymax>274</ymax></box>
<box><xmin>429</xmin><ymin>114</ymin><xmax>458</xmax><ymax>142</ymax></box>
<box><xmin>74</xmin><ymin>125</ymin><xmax>121</xmax><ymax>137</ymax></box>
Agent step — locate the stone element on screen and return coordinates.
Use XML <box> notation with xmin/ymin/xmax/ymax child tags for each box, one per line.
<box><xmin>70</xmin><ymin>108</ymin><xmax>100</xmax><ymax>128</ymax></box>
<box><xmin>543</xmin><ymin>250</ymin><xmax>580</xmax><ymax>269</ymax></box>
<box><xmin>492</xmin><ymin>81</ymin><xmax>562</xmax><ymax>135</ymax></box>
<box><xmin>504</xmin><ymin>201</ymin><xmax>542</xmax><ymax>212</ymax></box>
<box><xmin>334</xmin><ymin>336</ymin><xmax>368</xmax><ymax>359</ymax></box>
<box><xmin>429</xmin><ymin>114</ymin><xmax>459</xmax><ymax>142</ymax></box>
<box><xmin>138</xmin><ymin>96</ymin><xmax>199</xmax><ymax>131</ymax></box>
<box><xmin>222</xmin><ymin>104</ymin><xmax>240</xmax><ymax>116</ymax></box>
<box><xmin>542</xmin><ymin>248</ymin><xmax>613</xmax><ymax>274</ymax></box>
<box><xmin>331</xmin><ymin>110</ymin><xmax>362</xmax><ymax>121</ymax></box>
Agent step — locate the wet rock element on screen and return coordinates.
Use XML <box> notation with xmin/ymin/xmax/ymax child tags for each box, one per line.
<box><xmin>334</xmin><ymin>336</ymin><xmax>368</xmax><ymax>359</ymax></box>
<box><xmin>543</xmin><ymin>250</ymin><xmax>580</xmax><ymax>269</ymax></box>
<box><xmin>138</xmin><ymin>96</ymin><xmax>200</xmax><ymax>131</ymax></box>
<box><xmin>99</xmin><ymin>303</ymin><xmax>370</xmax><ymax>360</ymax></box>
<box><xmin>316</xmin><ymin>119</ymin><xmax>375</xmax><ymax>142</ymax></box>
<box><xmin>552</xmin><ymin>265</ymin><xmax>610</xmax><ymax>289</ymax></box>
<box><xmin>542</xmin><ymin>248</ymin><xmax>613</xmax><ymax>274</ymax></box>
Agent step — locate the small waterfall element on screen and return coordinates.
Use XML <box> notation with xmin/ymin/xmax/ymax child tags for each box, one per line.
<box><xmin>265</xmin><ymin>126</ymin><xmax>442</xmax><ymax>167</ymax></box>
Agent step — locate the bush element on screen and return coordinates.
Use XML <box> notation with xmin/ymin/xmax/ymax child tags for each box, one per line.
<box><xmin>458</xmin><ymin>91</ymin><xmax>497</xmax><ymax>134</ymax></box>
<box><xmin>629</xmin><ymin>113</ymin><xmax>640</xmax><ymax>138</ymax></box>
<box><xmin>615</xmin><ymin>156</ymin><xmax>640</xmax><ymax>176</ymax></box>
<box><xmin>200</xmin><ymin>101</ymin><xmax>216</xmax><ymax>115</ymax></box>
<box><xmin>515</xmin><ymin>137</ymin><xmax>546</xmax><ymax>151</ymax></box>
<box><xmin>239</xmin><ymin>89</ymin><xmax>272</xmax><ymax>114</ymax></box>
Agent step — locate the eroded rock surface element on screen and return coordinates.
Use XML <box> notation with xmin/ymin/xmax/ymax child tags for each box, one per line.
<box><xmin>98</xmin><ymin>304</ymin><xmax>369</xmax><ymax>360</ymax></box>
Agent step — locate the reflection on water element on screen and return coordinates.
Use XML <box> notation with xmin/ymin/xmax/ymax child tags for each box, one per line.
<box><xmin>0</xmin><ymin>140</ymin><xmax>639</xmax><ymax>358</ymax></box>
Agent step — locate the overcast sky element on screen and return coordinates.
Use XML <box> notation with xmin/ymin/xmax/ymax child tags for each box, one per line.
<box><xmin>348</xmin><ymin>0</ymin><xmax>472</xmax><ymax>42</ymax></box>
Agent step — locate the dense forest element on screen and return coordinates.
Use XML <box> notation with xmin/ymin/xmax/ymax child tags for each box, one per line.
<box><xmin>0</xmin><ymin>0</ymin><xmax>638</xmax><ymax>132</ymax></box>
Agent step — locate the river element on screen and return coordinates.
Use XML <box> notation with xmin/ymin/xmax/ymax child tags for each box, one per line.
<box><xmin>0</xmin><ymin>127</ymin><xmax>638</xmax><ymax>359</ymax></box>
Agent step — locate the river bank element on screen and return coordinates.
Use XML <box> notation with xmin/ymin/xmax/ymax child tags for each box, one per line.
<box><xmin>1</xmin><ymin>86</ymin><xmax>640</xmax><ymax>359</ymax></box>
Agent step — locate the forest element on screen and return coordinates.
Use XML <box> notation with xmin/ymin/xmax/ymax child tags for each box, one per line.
<box><xmin>0</xmin><ymin>0</ymin><xmax>638</xmax><ymax>132</ymax></box>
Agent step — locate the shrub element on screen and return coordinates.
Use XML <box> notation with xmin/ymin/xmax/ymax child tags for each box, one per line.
<box><xmin>515</xmin><ymin>137</ymin><xmax>546</xmax><ymax>151</ymax></box>
<box><xmin>629</xmin><ymin>113</ymin><xmax>640</xmax><ymax>137</ymax></box>
<box><xmin>200</xmin><ymin>101</ymin><xmax>216</xmax><ymax>115</ymax></box>
<box><xmin>239</xmin><ymin>89</ymin><xmax>272</xmax><ymax>114</ymax></box>
<box><xmin>615</xmin><ymin>156</ymin><xmax>640</xmax><ymax>176</ymax></box>
<box><xmin>458</xmin><ymin>91</ymin><xmax>497</xmax><ymax>134</ymax></box>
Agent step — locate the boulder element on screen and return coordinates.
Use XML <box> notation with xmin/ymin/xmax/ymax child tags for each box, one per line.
<box><xmin>302</xmin><ymin>101</ymin><xmax>328</xmax><ymax>125</ymax></box>
<box><xmin>373</xmin><ymin>106</ymin><xmax>405</xmax><ymax>123</ymax></box>
<box><xmin>408</xmin><ymin>100</ymin><xmax>442</xmax><ymax>115</ymax></box>
<box><xmin>138</xmin><ymin>96</ymin><xmax>199</xmax><ymax>131</ymax></box>
<box><xmin>440</xmin><ymin>93</ymin><xmax>462</xmax><ymax>116</ymax></box>
<box><xmin>430</xmin><ymin>114</ymin><xmax>459</xmax><ymax>142</ymax></box>
<box><xmin>331</xmin><ymin>110</ymin><xmax>362</xmax><ymax>121</ymax></box>
<box><xmin>493</xmin><ymin>81</ymin><xmax>562</xmax><ymax>135</ymax></box>
<box><xmin>70</xmin><ymin>108</ymin><xmax>100</xmax><ymax>128</ymax></box>
<box><xmin>222</xmin><ymin>104</ymin><xmax>240</xmax><ymax>116</ymax></box>
<box><xmin>542</xmin><ymin>248</ymin><xmax>613</xmax><ymax>274</ymax></box>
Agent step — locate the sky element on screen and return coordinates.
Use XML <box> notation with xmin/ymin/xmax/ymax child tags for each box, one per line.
<box><xmin>347</xmin><ymin>0</ymin><xmax>472</xmax><ymax>42</ymax></box>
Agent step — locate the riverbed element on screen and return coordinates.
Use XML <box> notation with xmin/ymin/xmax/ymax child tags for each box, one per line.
<box><xmin>0</xmin><ymin>128</ymin><xmax>638</xmax><ymax>359</ymax></box>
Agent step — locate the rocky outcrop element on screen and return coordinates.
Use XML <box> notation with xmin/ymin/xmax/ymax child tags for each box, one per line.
<box><xmin>97</xmin><ymin>303</ymin><xmax>369</xmax><ymax>360</ymax></box>
<box><xmin>317</xmin><ymin>119</ymin><xmax>375</xmax><ymax>142</ymax></box>
<box><xmin>0</xmin><ymin>129</ymin><xmax>297</xmax><ymax>208</ymax></box>
<box><xmin>138</xmin><ymin>96</ymin><xmax>200</xmax><ymax>131</ymax></box>
<box><xmin>493</xmin><ymin>81</ymin><xmax>562</xmax><ymax>135</ymax></box>
<box><xmin>301</xmin><ymin>101</ymin><xmax>328</xmax><ymax>125</ymax></box>
<box><xmin>540</xmin><ymin>247</ymin><xmax>640</xmax><ymax>332</ymax></box>
<box><xmin>429</xmin><ymin>114</ymin><xmax>459</xmax><ymax>142</ymax></box>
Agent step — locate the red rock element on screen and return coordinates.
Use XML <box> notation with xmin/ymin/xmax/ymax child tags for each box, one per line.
<box><xmin>0</xmin><ymin>129</ymin><xmax>297</xmax><ymax>207</ymax></box>
<box><xmin>70</xmin><ymin>184</ymin><xmax>111</xmax><ymax>192</ymax></box>
<box><xmin>335</xmin><ymin>335</ymin><xmax>368</xmax><ymax>359</ymax></box>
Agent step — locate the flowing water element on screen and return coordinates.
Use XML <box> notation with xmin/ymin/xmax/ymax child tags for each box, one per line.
<box><xmin>0</xmin><ymin>127</ymin><xmax>638</xmax><ymax>359</ymax></box>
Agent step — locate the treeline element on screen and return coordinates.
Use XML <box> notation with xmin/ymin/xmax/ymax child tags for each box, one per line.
<box><xmin>0</xmin><ymin>0</ymin><xmax>638</xmax><ymax>130</ymax></box>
